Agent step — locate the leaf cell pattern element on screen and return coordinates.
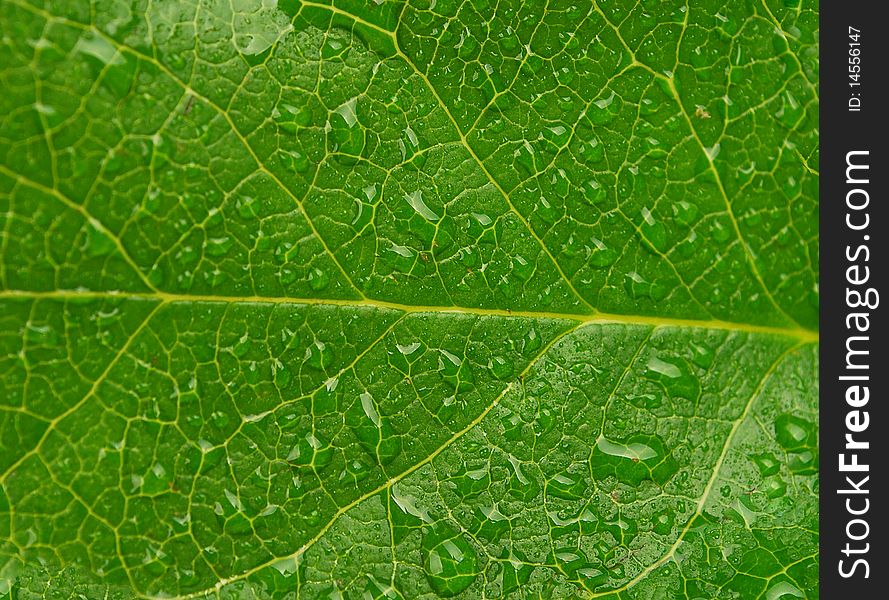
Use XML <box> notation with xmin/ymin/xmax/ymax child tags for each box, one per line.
<box><xmin>0</xmin><ymin>0</ymin><xmax>818</xmax><ymax>598</ymax></box>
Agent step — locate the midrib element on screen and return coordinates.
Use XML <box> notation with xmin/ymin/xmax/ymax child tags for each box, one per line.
<box><xmin>0</xmin><ymin>289</ymin><xmax>819</xmax><ymax>343</ymax></box>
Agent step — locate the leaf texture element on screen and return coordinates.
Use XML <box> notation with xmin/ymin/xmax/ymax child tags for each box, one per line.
<box><xmin>0</xmin><ymin>0</ymin><xmax>818</xmax><ymax>598</ymax></box>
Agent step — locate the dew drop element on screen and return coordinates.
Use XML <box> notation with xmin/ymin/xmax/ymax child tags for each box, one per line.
<box><xmin>774</xmin><ymin>414</ymin><xmax>815</xmax><ymax>451</ymax></box>
<box><xmin>404</xmin><ymin>190</ymin><xmax>440</xmax><ymax>221</ymax></box>
<box><xmin>422</xmin><ymin>529</ymin><xmax>480</xmax><ymax>596</ymax></box>
<box><xmin>624</xmin><ymin>271</ymin><xmax>667</xmax><ymax>301</ymax></box>
<box><xmin>644</xmin><ymin>355</ymin><xmax>700</xmax><ymax>400</ymax></box>
<box><xmin>488</xmin><ymin>356</ymin><xmax>514</xmax><ymax>380</ymax></box>
<box><xmin>639</xmin><ymin>207</ymin><xmax>668</xmax><ymax>253</ymax></box>
<box><xmin>308</xmin><ymin>268</ymin><xmax>329</xmax><ymax>291</ymax></box>
<box><xmin>750</xmin><ymin>453</ymin><xmax>780</xmax><ymax>476</ymax></box>
<box><xmin>766</xmin><ymin>581</ymin><xmax>804</xmax><ymax>600</ymax></box>
<box><xmin>672</xmin><ymin>200</ymin><xmax>699</xmax><ymax>226</ymax></box>
<box><xmin>328</xmin><ymin>97</ymin><xmax>366</xmax><ymax>163</ymax></box>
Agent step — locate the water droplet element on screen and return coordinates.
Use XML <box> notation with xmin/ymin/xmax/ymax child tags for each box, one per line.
<box><xmin>404</xmin><ymin>190</ymin><xmax>439</xmax><ymax>221</ymax></box>
<box><xmin>765</xmin><ymin>581</ymin><xmax>804</xmax><ymax>600</ymax></box>
<box><xmin>452</xmin><ymin>466</ymin><xmax>490</xmax><ymax>499</ymax></box>
<box><xmin>775</xmin><ymin>90</ymin><xmax>803</xmax><ymax>128</ymax></box>
<box><xmin>787</xmin><ymin>449</ymin><xmax>818</xmax><ymax>474</ymax></box>
<box><xmin>672</xmin><ymin>200</ymin><xmax>699</xmax><ymax>226</ymax></box>
<box><xmin>652</xmin><ymin>508</ymin><xmax>675</xmax><ymax>535</ymax></box>
<box><xmin>305</xmin><ymin>340</ymin><xmax>332</xmax><ymax>370</ymax></box>
<box><xmin>362</xmin><ymin>574</ymin><xmax>400</xmax><ymax>599</ymax></box>
<box><xmin>750</xmin><ymin>453</ymin><xmax>780</xmax><ymax>476</ymax></box>
<box><xmin>385</xmin><ymin>243</ymin><xmax>415</xmax><ymax>273</ymax></box>
<box><xmin>581</xmin><ymin>178</ymin><xmax>607</xmax><ymax>206</ymax></box>
<box><xmin>547</xmin><ymin>472</ymin><xmax>587</xmax><ymax>500</ymax></box>
<box><xmin>504</xmin><ymin>254</ymin><xmax>530</xmax><ymax>282</ymax></box>
<box><xmin>210</xmin><ymin>410</ymin><xmax>231</xmax><ymax>429</ymax></box>
<box><xmin>507</xmin><ymin>455</ymin><xmax>539</xmax><ymax>500</ymax></box>
<box><xmin>141</xmin><ymin>463</ymin><xmax>172</xmax><ymax>494</ymax></box>
<box><xmin>75</xmin><ymin>33</ymin><xmax>124</xmax><ymax>66</ymax></box>
<box><xmin>639</xmin><ymin>207</ymin><xmax>668</xmax><ymax>253</ymax></box>
<box><xmin>521</xmin><ymin>327</ymin><xmax>541</xmax><ymax>353</ymax></box>
<box><xmin>597</xmin><ymin>438</ymin><xmax>658</xmax><ymax>461</ymax></box>
<box><xmin>232</xmin><ymin>332</ymin><xmax>251</xmax><ymax>358</ymax></box>
<box><xmin>589</xmin><ymin>91</ymin><xmax>619</xmax><ymax>125</ymax></box>
<box><xmin>624</xmin><ymin>272</ymin><xmax>667</xmax><ymax>301</ymax></box>
<box><xmin>514</xmin><ymin>140</ymin><xmax>537</xmax><ymax>175</ymax></box>
<box><xmin>285</xmin><ymin>433</ymin><xmax>333</xmax><ymax>470</ymax></box>
<box><xmin>774</xmin><ymin>414</ymin><xmax>815</xmax><ymax>451</ymax></box>
<box><xmin>762</xmin><ymin>475</ymin><xmax>787</xmax><ymax>499</ymax></box>
<box><xmin>690</xmin><ymin>342</ymin><xmax>714</xmax><ymax>368</ymax></box>
<box><xmin>391</xmin><ymin>483</ymin><xmax>432</xmax><ymax>524</ymax></box>
<box><xmin>328</xmin><ymin>96</ymin><xmax>366</xmax><ymax>163</ymax></box>
<box><xmin>488</xmin><ymin>356</ymin><xmax>514</xmax><ymax>380</ymax></box>
<box><xmin>279</xmin><ymin>150</ymin><xmax>309</xmax><ymax>173</ymax></box>
<box><xmin>351</xmin><ymin>391</ymin><xmax>401</xmax><ymax>466</ymax></box>
<box><xmin>591</xmin><ymin>435</ymin><xmax>677</xmax><ymax>486</ymax></box>
<box><xmin>711</xmin><ymin>217</ymin><xmax>732</xmax><ymax>243</ymax></box>
<box><xmin>308</xmin><ymin>268</ymin><xmax>329</xmax><ymax>291</ymax></box>
<box><xmin>438</xmin><ymin>349</ymin><xmax>462</xmax><ymax>376</ymax></box>
<box><xmin>422</xmin><ymin>528</ymin><xmax>480</xmax><ymax>596</ymax></box>
<box><xmin>588</xmin><ymin>237</ymin><xmax>617</xmax><ymax>268</ymax></box>
<box><xmin>275</xmin><ymin>103</ymin><xmax>312</xmax><ymax>132</ymax></box>
<box><xmin>237</xmin><ymin>196</ymin><xmax>258</xmax><ymax>219</ymax></box>
<box><xmin>85</xmin><ymin>224</ymin><xmax>116</xmax><ymax>257</ymax></box>
<box><xmin>644</xmin><ymin>355</ymin><xmax>700</xmax><ymax>400</ymax></box>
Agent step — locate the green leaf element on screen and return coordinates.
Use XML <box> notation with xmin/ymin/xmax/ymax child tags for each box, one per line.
<box><xmin>0</xmin><ymin>0</ymin><xmax>818</xmax><ymax>598</ymax></box>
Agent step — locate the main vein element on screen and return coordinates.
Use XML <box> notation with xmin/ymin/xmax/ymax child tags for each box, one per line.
<box><xmin>0</xmin><ymin>289</ymin><xmax>818</xmax><ymax>342</ymax></box>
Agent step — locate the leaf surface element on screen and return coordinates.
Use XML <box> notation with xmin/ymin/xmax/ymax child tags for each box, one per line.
<box><xmin>0</xmin><ymin>0</ymin><xmax>818</xmax><ymax>598</ymax></box>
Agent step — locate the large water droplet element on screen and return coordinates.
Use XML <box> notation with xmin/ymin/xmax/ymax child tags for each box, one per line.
<box><xmin>308</xmin><ymin>268</ymin><xmax>329</xmax><ymax>291</ymax></box>
<box><xmin>774</xmin><ymin>414</ymin><xmax>815</xmax><ymax>451</ymax></box>
<box><xmin>624</xmin><ymin>272</ymin><xmax>667</xmax><ymax>300</ymax></box>
<box><xmin>547</xmin><ymin>472</ymin><xmax>587</xmax><ymax>501</ymax></box>
<box><xmin>285</xmin><ymin>433</ymin><xmax>333</xmax><ymax>470</ymax></box>
<box><xmin>328</xmin><ymin>96</ymin><xmax>366</xmax><ymax>163</ymax></box>
<box><xmin>639</xmin><ymin>207</ymin><xmax>668</xmax><ymax>253</ymax></box>
<box><xmin>351</xmin><ymin>391</ymin><xmax>401</xmax><ymax>466</ymax></box>
<box><xmin>644</xmin><ymin>355</ymin><xmax>700</xmax><ymax>400</ymax></box>
<box><xmin>507</xmin><ymin>455</ymin><xmax>539</xmax><ymax>500</ymax></box>
<box><xmin>488</xmin><ymin>356</ymin><xmax>514</xmax><ymax>380</ymax></box>
<box><xmin>422</xmin><ymin>528</ymin><xmax>480</xmax><ymax>596</ymax></box>
<box><xmin>672</xmin><ymin>200</ymin><xmax>699</xmax><ymax>226</ymax></box>
<box><xmin>765</xmin><ymin>581</ymin><xmax>804</xmax><ymax>600</ymax></box>
<box><xmin>404</xmin><ymin>190</ymin><xmax>439</xmax><ymax>221</ymax></box>
<box><xmin>750</xmin><ymin>453</ymin><xmax>780</xmax><ymax>476</ymax></box>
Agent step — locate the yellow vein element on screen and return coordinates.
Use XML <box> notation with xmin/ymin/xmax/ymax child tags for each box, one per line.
<box><xmin>0</xmin><ymin>289</ymin><xmax>819</xmax><ymax>343</ymax></box>
<box><xmin>0</xmin><ymin>164</ymin><xmax>159</xmax><ymax>294</ymax></box>
<box><xmin>0</xmin><ymin>302</ymin><xmax>163</xmax><ymax>481</ymax></box>
<box><xmin>299</xmin><ymin>0</ymin><xmax>597</xmax><ymax>313</ymax></box>
<box><xmin>162</xmin><ymin>320</ymin><xmax>583</xmax><ymax>600</ymax></box>
<box><xmin>5</xmin><ymin>0</ymin><xmax>365</xmax><ymax>301</ymax></box>
<box><xmin>589</xmin><ymin>2</ymin><xmax>804</xmax><ymax>329</ymax></box>
<box><xmin>588</xmin><ymin>342</ymin><xmax>806</xmax><ymax>597</ymax></box>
